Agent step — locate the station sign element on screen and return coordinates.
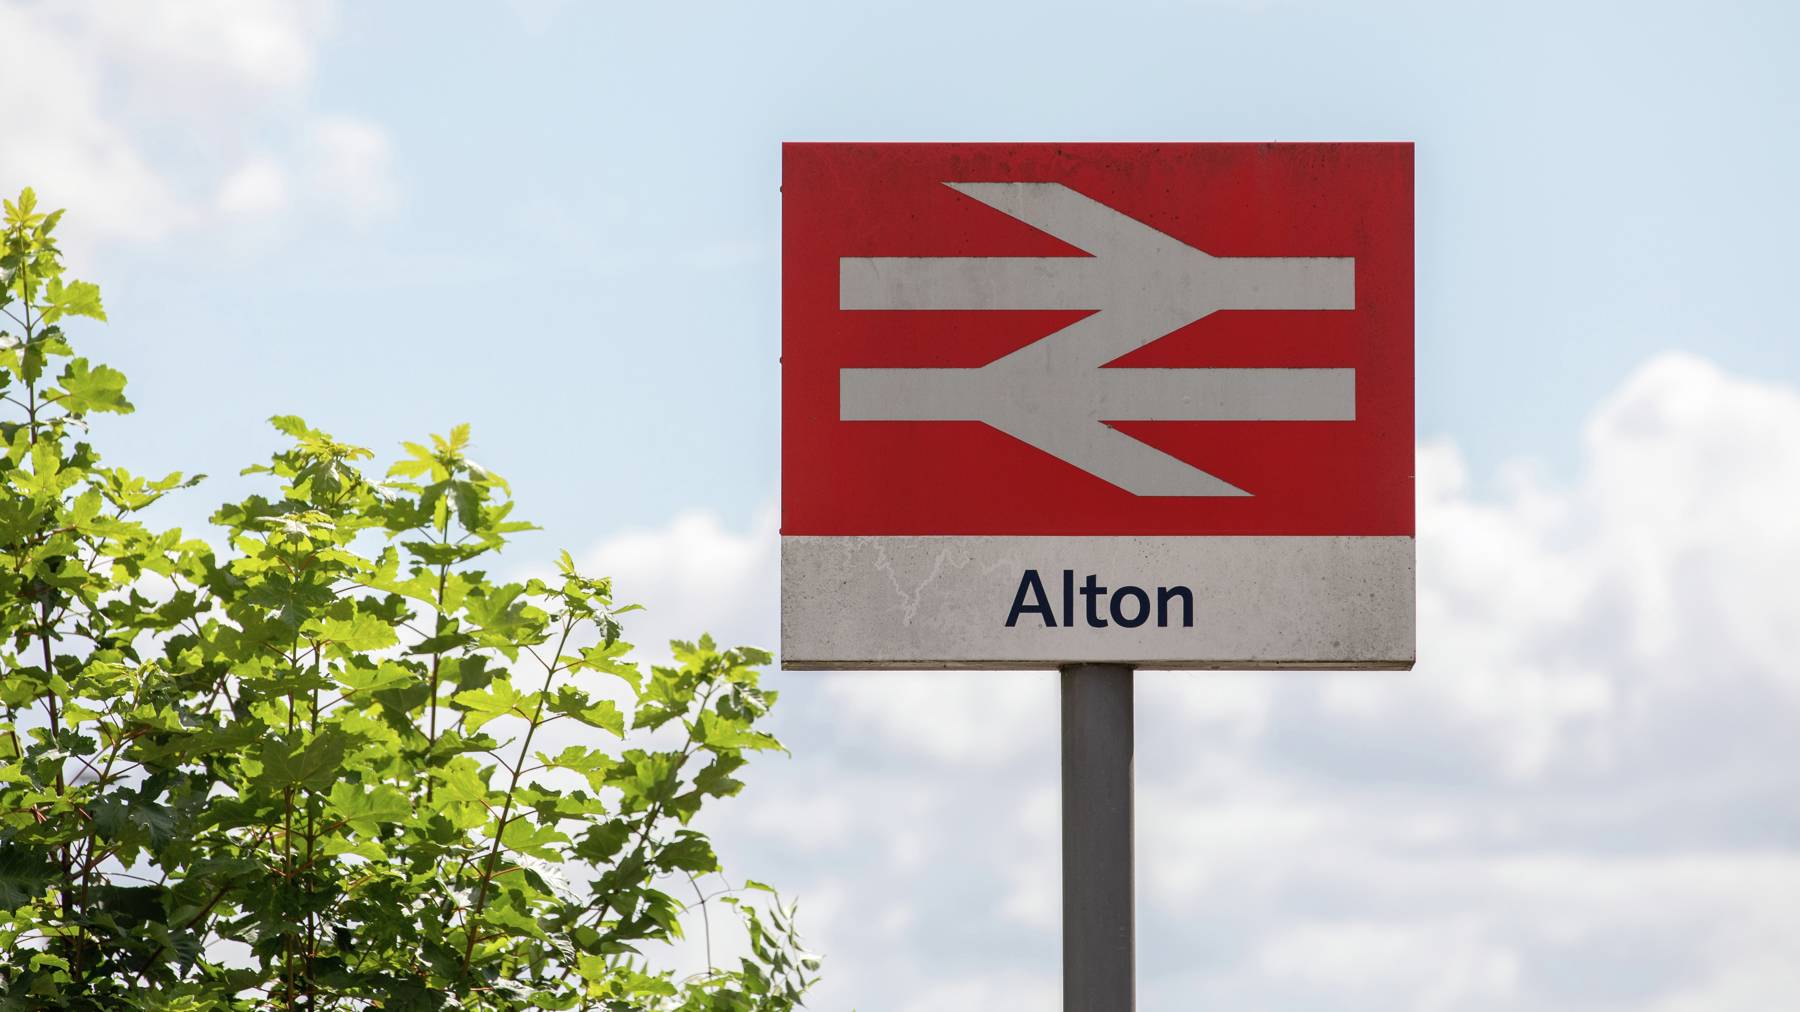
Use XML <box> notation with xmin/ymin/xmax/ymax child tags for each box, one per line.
<box><xmin>781</xmin><ymin>142</ymin><xmax>1414</xmax><ymax>670</ymax></box>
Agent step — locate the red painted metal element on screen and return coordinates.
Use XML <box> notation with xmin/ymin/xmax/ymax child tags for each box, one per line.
<box><xmin>782</xmin><ymin>142</ymin><xmax>1413</xmax><ymax>537</ymax></box>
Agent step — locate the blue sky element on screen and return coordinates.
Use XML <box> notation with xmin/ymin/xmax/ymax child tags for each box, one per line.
<box><xmin>5</xmin><ymin>0</ymin><xmax>1799</xmax><ymax>1008</ymax></box>
<box><xmin>57</xmin><ymin>0</ymin><xmax>1799</xmax><ymax>539</ymax></box>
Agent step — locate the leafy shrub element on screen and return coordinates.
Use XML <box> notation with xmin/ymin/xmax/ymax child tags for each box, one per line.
<box><xmin>0</xmin><ymin>189</ymin><xmax>815</xmax><ymax>1010</ymax></box>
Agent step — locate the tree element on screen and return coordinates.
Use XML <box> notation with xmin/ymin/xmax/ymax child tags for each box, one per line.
<box><xmin>0</xmin><ymin>188</ymin><xmax>816</xmax><ymax>1010</ymax></box>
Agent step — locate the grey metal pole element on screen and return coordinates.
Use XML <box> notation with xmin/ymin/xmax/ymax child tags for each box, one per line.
<box><xmin>1061</xmin><ymin>662</ymin><xmax>1135</xmax><ymax>1012</ymax></box>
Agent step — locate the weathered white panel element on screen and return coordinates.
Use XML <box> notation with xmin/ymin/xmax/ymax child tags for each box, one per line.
<box><xmin>781</xmin><ymin>535</ymin><xmax>1414</xmax><ymax>670</ymax></box>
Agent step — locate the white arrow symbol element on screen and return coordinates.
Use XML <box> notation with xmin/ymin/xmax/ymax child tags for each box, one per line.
<box><xmin>838</xmin><ymin>182</ymin><xmax>1356</xmax><ymax>496</ymax></box>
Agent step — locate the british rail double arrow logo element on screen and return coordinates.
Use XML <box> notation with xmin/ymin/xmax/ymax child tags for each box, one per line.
<box><xmin>838</xmin><ymin>182</ymin><xmax>1356</xmax><ymax>496</ymax></box>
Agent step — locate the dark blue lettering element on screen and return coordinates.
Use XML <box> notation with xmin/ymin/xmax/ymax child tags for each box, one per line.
<box><xmin>1110</xmin><ymin>586</ymin><xmax>1150</xmax><ymax>628</ymax></box>
<box><xmin>1007</xmin><ymin>569</ymin><xmax>1057</xmax><ymax>628</ymax></box>
<box><xmin>1081</xmin><ymin>574</ymin><xmax>1108</xmax><ymax>627</ymax></box>
<box><xmin>1157</xmin><ymin>586</ymin><xmax>1194</xmax><ymax>628</ymax></box>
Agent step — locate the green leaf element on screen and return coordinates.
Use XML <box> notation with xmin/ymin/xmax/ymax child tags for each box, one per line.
<box><xmin>0</xmin><ymin>842</ymin><xmax>57</xmax><ymax>907</ymax></box>
<box><xmin>451</xmin><ymin>680</ymin><xmax>526</xmax><ymax>732</ymax></box>
<box><xmin>55</xmin><ymin>357</ymin><xmax>132</xmax><ymax>414</ymax></box>
<box><xmin>42</xmin><ymin>278</ymin><xmax>105</xmax><ymax>322</ymax></box>
<box><xmin>464</xmin><ymin>583</ymin><xmax>532</xmax><ymax>638</ymax></box>
<box><xmin>4</xmin><ymin>187</ymin><xmax>42</xmax><ymax>227</ymax></box>
<box><xmin>269</xmin><ymin>414</ymin><xmax>312</xmax><ymax>438</ymax></box>
<box><xmin>336</xmin><ymin>660</ymin><xmax>415</xmax><ymax>695</ymax></box>
<box><xmin>70</xmin><ymin>486</ymin><xmax>103</xmax><ymax>525</ymax></box>
<box><xmin>548</xmin><ymin>687</ymin><xmax>625</xmax><ymax>738</ymax></box>
<box><xmin>536</xmin><ymin>745</ymin><xmax>612</xmax><ymax>790</ymax></box>
<box><xmin>657</xmin><ymin>831</ymin><xmax>718</xmax><ymax>873</ymax></box>
<box><xmin>435</xmin><ymin>757</ymin><xmax>490</xmax><ymax>804</ymax></box>
<box><xmin>320</xmin><ymin>610</ymin><xmax>400</xmax><ymax>652</ymax></box>
<box><xmin>254</xmin><ymin>730</ymin><xmax>357</xmax><ymax>790</ymax></box>
<box><xmin>495</xmin><ymin>816</ymin><xmax>569</xmax><ymax>859</ymax></box>
<box><xmin>693</xmin><ymin>753</ymin><xmax>748</xmax><ymax>799</ymax></box>
<box><xmin>697</xmin><ymin>711</ymin><xmax>783</xmax><ymax>752</ymax></box>
<box><xmin>327</xmin><ymin>782</ymin><xmax>412</xmax><ymax>836</ymax></box>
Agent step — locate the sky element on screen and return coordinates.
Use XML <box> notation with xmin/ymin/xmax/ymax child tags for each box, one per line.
<box><xmin>3</xmin><ymin>0</ymin><xmax>1798</xmax><ymax>1008</ymax></box>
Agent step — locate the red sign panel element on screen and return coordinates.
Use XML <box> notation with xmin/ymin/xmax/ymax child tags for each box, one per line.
<box><xmin>782</xmin><ymin>142</ymin><xmax>1413</xmax><ymax>537</ymax></box>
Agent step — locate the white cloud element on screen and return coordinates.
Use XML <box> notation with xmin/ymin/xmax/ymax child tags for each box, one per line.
<box><xmin>216</xmin><ymin>156</ymin><xmax>290</xmax><ymax>217</ymax></box>
<box><xmin>822</xmin><ymin>669</ymin><xmax>1054</xmax><ymax>765</ymax></box>
<box><xmin>579</xmin><ymin>502</ymin><xmax>778</xmax><ymax>661</ymax></box>
<box><xmin>893</xmin><ymin>970</ymin><xmax>1060</xmax><ymax>1012</ymax></box>
<box><xmin>0</xmin><ymin>3</ymin><xmax>186</xmax><ymax>241</ymax></box>
<box><xmin>307</xmin><ymin>116</ymin><xmax>398</xmax><ymax>220</ymax></box>
<box><xmin>1255</xmin><ymin>918</ymin><xmax>1521</xmax><ymax>1011</ymax></box>
<box><xmin>566</xmin><ymin>352</ymin><xmax>1800</xmax><ymax>1010</ymax></box>
<box><xmin>1401</xmin><ymin>352</ymin><xmax>1800</xmax><ymax>780</ymax></box>
<box><xmin>1131</xmin><ymin>352</ymin><xmax>1800</xmax><ymax>1011</ymax></box>
<box><xmin>77</xmin><ymin>0</ymin><xmax>332</xmax><ymax>95</ymax></box>
<box><xmin>0</xmin><ymin>0</ymin><xmax>395</xmax><ymax>243</ymax></box>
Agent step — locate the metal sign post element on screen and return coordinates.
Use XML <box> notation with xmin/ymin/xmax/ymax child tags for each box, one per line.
<box><xmin>1061</xmin><ymin>663</ymin><xmax>1134</xmax><ymax>1012</ymax></box>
